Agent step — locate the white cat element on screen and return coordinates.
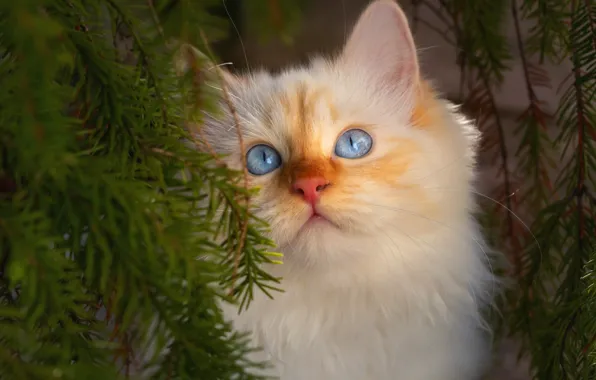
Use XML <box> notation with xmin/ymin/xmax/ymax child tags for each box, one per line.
<box><xmin>198</xmin><ymin>1</ymin><xmax>498</xmax><ymax>378</ymax></box>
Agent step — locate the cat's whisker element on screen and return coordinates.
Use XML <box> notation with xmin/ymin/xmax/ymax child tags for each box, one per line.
<box><xmin>222</xmin><ymin>0</ymin><xmax>250</xmax><ymax>72</ymax></box>
<box><xmin>205</xmin><ymin>84</ymin><xmax>223</xmax><ymax>92</ymax></box>
<box><xmin>415</xmin><ymin>45</ymin><xmax>440</xmax><ymax>54</ymax></box>
<box><xmin>341</xmin><ymin>0</ymin><xmax>348</xmax><ymax>46</ymax></box>
<box><xmin>410</xmin><ymin>155</ymin><xmax>466</xmax><ymax>182</ymax></box>
<box><xmin>417</xmin><ymin>185</ymin><xmax>544</xmax><ymax>268</ymax></box>
<box><xmin>377</xmin><ymin>227</ymin><xmax>404</xmax><ymax>268</ymax></box>
<box><xmin>387</xmin><ymin>218</ymin><xmax>493</xmax><ymax>328</ymax></box>
<box><xmin>207</xmin><ymin>62</ymin><xmax>235</xmax><ymax>70</ymax></box>
<box><xmin>204</xmin><ymin>83</ymin><xmax>243</xmax><ymax>104</ymax></box>
<box><xmin>365</xmin><ymin>203</ymin><xmax>498</xmax><ymax>302</ymax></box>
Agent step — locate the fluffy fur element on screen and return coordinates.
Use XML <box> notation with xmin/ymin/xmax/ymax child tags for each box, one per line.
<box><xmin>191</xmin><ymin>1</ymin><xmax>497</xmax><ymax>378</ymax></box>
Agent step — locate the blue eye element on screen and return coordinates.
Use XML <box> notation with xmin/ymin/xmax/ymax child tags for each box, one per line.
<box><xmin>246</xmin><ymin>144</ymin><xmax>282</xmax><ymax>175</ymax></box>
<box><xmin>334</xmin><ymin>129</ymin><xmax>373</xmax><ymax>159</ymax></box>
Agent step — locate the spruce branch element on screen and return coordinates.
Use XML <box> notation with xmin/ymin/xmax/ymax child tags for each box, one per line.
<box><xmin>267</xmin><ymin>0</ymin><xmax>285</xmax><ymax>33</ymax></box>
<box><xmin>0</xmin><ymin>1</ymin><xmax>290</xmax><ymax>378</ymax></box>
<box><xmin>511</xmin><ymin>0</ymin><xmax>554</xmax><ymax>209</ymax></box>
<box><xmin>582</xmin><ymin>0</ymin><xmax>596</xmax><ymax>52</ymax></box>
<box><xmin>475</xmin><ymin>85</ymin><xmax>520</xmax><ymax>276</ymax></box>
<box><xmin>410</xmin><ymin>0</ymin><xmax>420</xmax><ymax>33</ymax></box>
<box><xmin>440</xmin><ymin>0</ymin><xmax>519</xmax><ymax>274</ymax></box>
<box><xmin>147</xmin><ymin>0</ymin><xmax>165</xmax><ymax>40</ymax></box>
<box><xmin>104</xmin><ymin>0</ymin><xmax>168</xmax><ymax>119</ymax></box>
<box><xmin>569</xmin><ymin>0</ymin><xmax>590</xmax><ymax>264</ymax></box>
<box><xmin>175</xmin><ymin>33</ymin><xmax>281</xmax><ymax>313</ymax></box>
<box><xmin>513</xmin><ymin>1</ymin><xmax>547</xmax><ymax>104</ymax></box>
<box><xmin>419</xmin><ymin>0</ymin><xmax>456</xmax><ymax>30</ymax></box>
<box><xmin>414</xmin><ymin>17</ymin><xmax>457</xmax><ymax>46</ymax></box>
<box><xmin>198</xmin><ymin>30</ymin><xmax>252</xmax><ymax>301</ymax></box>
<box><xmin>520</xmin><ymin>0</ymin><xmax>570</xmax><ymax>62</ymax></box>
<box><xmin>412</xmin><ymin>1</ymin><xmax>596</xmax><ymax>377</ymax></box>
<box><xmin>516</xmin><ymin>0</ymin><xmax>596</xmax><ymax>376</ymax></box>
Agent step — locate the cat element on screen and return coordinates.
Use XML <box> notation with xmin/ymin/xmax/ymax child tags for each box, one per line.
<box><xmin>183</xmin><ymin>0</ymin><xmax>498</xmax><ymax>379</ymax></box>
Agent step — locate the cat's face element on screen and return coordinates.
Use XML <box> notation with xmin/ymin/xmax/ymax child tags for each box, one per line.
<box><xmin>196</xmin><ymin>0</ymin><xmax>479</xmax><ymax>268</ymax></box>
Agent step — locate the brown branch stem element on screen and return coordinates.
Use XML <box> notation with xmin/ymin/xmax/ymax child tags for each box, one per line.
<box><xmin>415</xmin><ymin>18</ymin><xmax>456</xmax><ymax>46</ymax></box>
<box><xmin>199</xmin><ymin>30</ymin><xmax>250</xmax><ymax>297</ymax></box>
<box><xmin>420</xmin><ymin>0</ymin><xmax>455</xmax><ymax>28</ymax></box>
<box><xmin>147</xmin><ymin>0</ymin><xmax>165</xmax><ymax>39</ymax></box>
<box><xmin>581</xmin><ymin>333</ymin><xmax>596</xmax><ymax>354</ymax></box>
<box><xmin>510</xmin><ymin>0</ymin><xmax>553</xmax><ymax>211</ymax></box>
<box><xmin>410</xmin><ymin>0</ymin><xmax>420</xmax><ymax>33</ymax></box>
<box><xmin>571</xmin><ymin>0</ymin><xmax>587</xmax><ymax>262</ymax></box>
<box><xmin>583</xmin><ymin>0</ymin><xmax>596</xmax><ymax>53</ymax></box>
<box><xmin>511</xmin><ymin>0</ymin><xmax>538</xmax><ymax>104</ymax></box>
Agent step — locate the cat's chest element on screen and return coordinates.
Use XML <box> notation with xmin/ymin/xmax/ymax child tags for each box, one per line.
<box><xmin>223</xmin><ymin>284</ymin><xmax>428</xmax><ymax>379</ymax></box>
<box><xmin>222</xmin><ymin>273</ymin><xmax>488</xmax><ymax>380</ymax></box>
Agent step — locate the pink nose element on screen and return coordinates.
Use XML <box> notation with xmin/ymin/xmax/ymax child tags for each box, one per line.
<box><xmin>292</xmin><ymin>177</ymin><xmax>330</xmax><ymax>204</ymax></box>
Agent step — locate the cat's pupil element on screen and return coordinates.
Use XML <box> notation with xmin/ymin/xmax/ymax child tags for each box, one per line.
<box><xmin>350</xmin><ymin>136</ymin><xmax>357</xmax><ymax>150</ymax></box>
<box><xmin>350</xmin><ymin>136</ymin><xmax>360</xmax><ymax>151</ymax></box>
<box><xmin>263</xmin><ymin>151</ymin><xmax>272</xmax><ymax>165</ymax></box>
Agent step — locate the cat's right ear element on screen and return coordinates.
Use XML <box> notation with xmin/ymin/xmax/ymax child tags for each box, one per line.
<box><xmin>340</xmin><ymin>0</ymin><xmax>420</xmax><ymax>93</ymax></box>
<box><xmin>173</xmin><ymin>43</ymin><xmax>238</xmax><ymax>86</ymax></box>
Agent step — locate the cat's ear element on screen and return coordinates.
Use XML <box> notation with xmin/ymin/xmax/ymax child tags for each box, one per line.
<box><xmin>174</xmin><ymin>43</ymin><xmax>239</xmax><ymax>86</ymax></box>
<box><xmin>340</xmin><ymin>0</ymin><xmax>419</xmax><ymax>91</ymax></box>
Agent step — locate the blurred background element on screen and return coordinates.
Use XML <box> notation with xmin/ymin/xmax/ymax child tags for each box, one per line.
<box><xmin>2</xmin><ymin>0</ymin><xmax>591</xmax><ymax>378</ymax></box>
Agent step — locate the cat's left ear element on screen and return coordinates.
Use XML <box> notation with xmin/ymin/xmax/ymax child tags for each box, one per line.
<box><xmin>340</xmin><ymin>0</ymin><xmax>419</xmax><ymax>93</ymax></box>
<box><xmin>174</xmin><ymin>43</ymin><xmax>239</xmax><ymax>86</ymax></box>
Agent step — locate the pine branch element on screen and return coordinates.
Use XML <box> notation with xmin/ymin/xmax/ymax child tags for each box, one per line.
<box><xmin>511</xmin><ymin>0</ymin><xmax>554</xmax><ymax>210</ymax></box>
<box><xmin>428</xmin><ymin>1</ymin><xmax>596</xmax><ymax>377</ymax></box>
<box><xmin>198</xmin><ymin>30</ymin><xmax>251</xmax><ymax>299</ymax></box>
<box><xmin>410</xmin><ymin>0</ymin><xmax>421</xmax><ymax>33</ymax></box>
<box><xmin>569</xmin><ymin>0</ymin><xmax>591</xmax><ymax>273</ymax></box>
<box><xmin>419</xmin><ymin>0</ymin><xmax>456</xmax><ymax>29</ymax></box>
<box><xmin>414</xmin><ymin>17</ymin><xmax>457</xmax><ymax>46</ymax></box>
<box><xmin>0</xmin><ymin>0</ymin><xmax>298</xmax><ymax>378</ymax></box>
<box><xmin>440</xmin><ymin>0</ymin><xmax>519</xmax><ymax>274</ymax></box>
<box><xmin>520</xmin><ymin>0</ymin><xmax>570</xmax><ymax>62</ymax></box>
<box><xmin>583</xmin><ymin>0</ymin><xmax>596</xmax><ymax>54</ymax></box>
<box><xmin>515</xmin><ymin>0</ymin><xmax>596</xmax><ymax>376</ymax></box>
<box><xmin>104</xmin><ymin>0</ymin><xmax>168</xmax><ymax>119</ymax></box>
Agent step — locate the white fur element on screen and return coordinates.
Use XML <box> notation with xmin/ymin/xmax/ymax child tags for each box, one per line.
<box><xmin>199</xmin><ymin>1</ymin><xmax>498</xmax><ymax>379</ymax></box>
<box><xmin>216</xmin><ymin>95</ymin><xmax>495</xmax><ymax>379</ymax></box>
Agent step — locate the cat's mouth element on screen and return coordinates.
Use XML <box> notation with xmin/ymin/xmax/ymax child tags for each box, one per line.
<box><xmin>309</xmin><ymin>212</ymin><xmax>327</xmax><ymax>222</ymax></box>
<box><xmin>301</xmin><ymin>208</ymin><xmax>340</xmax><ymax>230</ymax></box>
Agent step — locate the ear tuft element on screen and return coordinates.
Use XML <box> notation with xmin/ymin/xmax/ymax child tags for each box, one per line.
<box><xmin>341</xmin><ymin>0</ymin><xmax>419</xmax><ymax>91</ymax></box>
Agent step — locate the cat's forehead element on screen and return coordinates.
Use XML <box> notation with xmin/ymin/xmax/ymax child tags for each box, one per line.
<box><xmin>240</xmin><ymin>71</ymin><xmax>347</xmax><ymax>159</ymax></box>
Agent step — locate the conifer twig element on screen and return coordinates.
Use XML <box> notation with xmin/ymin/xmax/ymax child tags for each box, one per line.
<box><xmin>420</xmin><ymin>0</ymin><xmax>455</xmax><ymax>28</ymax></box>
<box><xmin>412</xmin><ymin>0</ymin><xmax>457</xmax><ymax>45</ymax></box>
<box><xmin>410</xmin><ymin>0</ymin><xmax>420</xmax><ymax>32</ymax></box>
<box><xmin>268</xmin><ymin>0</ymin><xmax>284</xmax><ymax>32</ymax></box>
<box><xmin>443</xmin><ymin>3</ymin><xmax>517</xmax><ymax>272</ymax></box>
<box><xmin>512</xmin><ymin>0</ymin><xmax>539</xmax><ymax>104</ymax></box>
<box><xmin>147</xmin><ymin>0</ymin><xmax>165</xmax><ymax>39</ymax></box>
<box><xmin>510</xmin><ymin>0</ymin><xmax>553</xmax><ymax>210</ymax></box>
<box><xmin>199</xmin><ymin>30</ymin><xmax>250</xmax><ymax>297</ymax></box>
<box><xmin>178</xmin><ymin>43</ymin><xmax>226</xmax><ymax>167</ymax></box>
<box><xmin>105</xmin><ymin>0</ymin><xmax>168</xmax><ymax>119</ymax></box>
<box><xmin>583</xmin><ymin>0</ymin><xmax>596</xmax><ymax>52</ymax></box>
<box><xmin>415</xmin><ymin>18</ymin><xmax>456</xmax><ymax>45</ymax></box>
<box><xmin>571</xmin><ymin>0</ymin><xmax>588</xmax><ymax>262</ymax></box>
